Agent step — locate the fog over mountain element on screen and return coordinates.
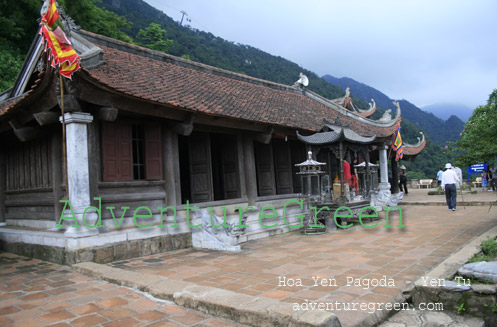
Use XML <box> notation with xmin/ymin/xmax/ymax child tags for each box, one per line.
<box><xmin>421</xmin><ymin>103</ymin><xmax>473</xmax><ymax>122</ymax></box>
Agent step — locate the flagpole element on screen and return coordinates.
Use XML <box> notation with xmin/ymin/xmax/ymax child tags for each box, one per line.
<box><xmin>59</xmin><ymin>74</ymin><xmax>69</xmax><ymax>200</ymax></box>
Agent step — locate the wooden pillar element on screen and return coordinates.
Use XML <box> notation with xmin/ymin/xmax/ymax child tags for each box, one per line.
<box><xmin>162</xmin><ymin>127</ymin><xmax>181</xmax><ymax>206</ymax></box>
<box><xmin>391</xmin><ymin>157</ymin><xmax>399</xmax><ymax>193</ymax></box>
<box><xmin>0</xmin><ymin>149</ymin><xmax>5</xmax><ymax>224</ymax></box>
<box><xmin>365</xmin><ymin>148</ymin><xmax>371</xmax><ymax>194</ymax></box>
<box><xmin>51</xmin><ymin>130</ymin><xmax>63</xmax><ymax>223</ymax></box>
<box><xmin>339</xmin><ymin>142</ymin><xmax>344</xmax><ymax>197</ymax></box>
<box><xmin>237</xmin><ymin>135</ymin><xmax>247</xmax><ymax>198</ymax></box>
<box><xmin>243</xmin><ymin>136</ymin><xmax>258</xmax><ymax>206</ymax></box>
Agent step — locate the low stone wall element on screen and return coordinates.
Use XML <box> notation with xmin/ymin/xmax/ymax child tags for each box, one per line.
<box><xmin>412</xmin><ymin>281</ymin><xmax>497</xmax><ymax>325</ymax></box>
<box><xmin>0</xmin><ymin>232</ymin><xmax>191</xmax><ymax>265</ymax></box>
<box><xmin>0</xmin><ymin>196</ymin><xmax>307</xmax><ymax>264</ymax></box>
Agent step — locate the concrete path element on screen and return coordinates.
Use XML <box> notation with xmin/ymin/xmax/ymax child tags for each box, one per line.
<box><xmin>403</xmin><ymin>187</ymin><xmax>496</xmax><ymax>205</ymax></box>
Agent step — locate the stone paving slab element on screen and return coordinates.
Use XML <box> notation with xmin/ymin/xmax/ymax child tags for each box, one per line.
<box><xmin>99</xmin><ymin>204</ymin><xmax>497</xmax><ymax>326</ymax></box>
<box><xmin>378</xmin><ymin>305</ymin><xmax>485</xmax><ymax>327</ymax></box>
<box><xmin>73</xmin><ymin>261</ymin><xmax>341</xmax><ymax>327</ymax></box>
<box><xmin>0</xmin><ymin>252</ymin><xmax>247</xmax><ymax>327</ymax></box>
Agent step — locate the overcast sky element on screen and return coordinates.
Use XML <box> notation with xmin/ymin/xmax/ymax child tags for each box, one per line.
<box><xmin>144</xmin><ymin>0</ymin><xmax>496</xmax><ymax>110</ymax></box>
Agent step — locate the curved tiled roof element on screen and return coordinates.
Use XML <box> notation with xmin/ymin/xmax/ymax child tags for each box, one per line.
<box><xmin>403</xmin><ymin>132</ymin><xmax>427</xmax><ymax>156</ymax></box>
<box><xmin>78</xmin><ymin>31</ymin><xmax>400</xmax><ymax>138</ymax></box>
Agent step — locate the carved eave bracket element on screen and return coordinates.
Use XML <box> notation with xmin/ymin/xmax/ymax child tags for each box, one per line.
<box><xmin>168</xmin><ymin>115</ymin><xmax>194</xmax><ymax>136</ymax></box>
<box><xmin>98</xmin><ymin>107</ymin><xmax>119</xmax><ymax>122</ymax></box>
<box><xmin>254</xmin><ymin>127</ymin><xmax>273</xmax><ymax>144</ymax></box>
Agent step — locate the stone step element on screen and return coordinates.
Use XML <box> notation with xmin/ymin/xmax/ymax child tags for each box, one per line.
<box><xmin>73</xmin><ymin>262</ymin><xmax>341</xmax><ymax>327</ymax></box>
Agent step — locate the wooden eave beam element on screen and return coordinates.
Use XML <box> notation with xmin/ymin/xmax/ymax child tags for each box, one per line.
<box><xmin>33</xmin><ymin>111</ymin><xmax>59</xmax><ymax>126</ymax></box>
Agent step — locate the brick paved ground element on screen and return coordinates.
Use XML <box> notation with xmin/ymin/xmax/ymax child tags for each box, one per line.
<box><xmin>1</xmin><ymin>190</ymin><xmax>496</xmax><ymax>327</ymax></box>
<box><xmin>0</xmin><ymin>252</ymin><xmax>244</xmax><ymax>327</ymax></box>
<box><xmin>105</xmin><ymin>204</ymin><xmax>497</xmax><ymax>326</ymax></box>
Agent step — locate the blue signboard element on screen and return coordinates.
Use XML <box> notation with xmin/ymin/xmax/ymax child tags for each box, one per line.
<box><xmin>467</xmin><ymin>163</ymin><xmax>487</xmax><ymax>182</ymax></box>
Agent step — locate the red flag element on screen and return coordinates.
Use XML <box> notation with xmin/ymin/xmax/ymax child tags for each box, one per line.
<box><xmin>40</xmin><ymin>0</ymin><xmax>80</xmax><ymax>78</ymax></box>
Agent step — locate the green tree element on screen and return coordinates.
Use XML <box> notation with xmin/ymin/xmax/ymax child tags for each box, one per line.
<box><xmin>455</xmin><ymin>89</ymin><xmax>497</xmax><ymax>167</ymax></box>
<box><xmin>59</xmin><ymin>0</ymin><xmax>132</xmax><ymax>43</ymax></box>
<box><xmin>0</xmin><ymin>0</ymin><xmax>40</xmax><ymax>92</ymax></box>
<box><xmin>136</xmin><ymin>23</ymin><xmax>173</xmax><ymax>52</ymax></box>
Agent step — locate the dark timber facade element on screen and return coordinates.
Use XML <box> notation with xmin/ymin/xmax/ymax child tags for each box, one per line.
<box><xmin>0</xmin><ymin>24</ymin><xmax>425</xmax><ymax>264</ymax></box>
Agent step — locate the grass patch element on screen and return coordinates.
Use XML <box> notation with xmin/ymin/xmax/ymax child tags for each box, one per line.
<box><xmin>468</xmin><ymin>237</ymin><xmax>497</xmax><ymax>263</ymax></box>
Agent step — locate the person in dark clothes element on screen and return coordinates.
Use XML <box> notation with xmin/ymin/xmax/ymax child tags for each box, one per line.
<box><xmin>398</xmin><ymin>165</ymin><xmax>408</xmax><ymax>195</ymax></box>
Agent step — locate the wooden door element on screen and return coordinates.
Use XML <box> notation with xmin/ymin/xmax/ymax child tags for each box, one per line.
<box><xmin>188</xmin><ymin>133</ymin><xmax>213</xmax><ymax>203</ymax></box>
<box><xmin>254</xmin><ymin>142</ymin><xmax>275</xmax><ymax>196</ymax></box>
<box><xmin>273</xmin><ymin>140</ymin><xmax>293</xmax><ymax>194</ymax></box>
<box><xmin>221</xmin><ymin>137</ymin><xmax>240</xmax><ymax>199</ymax></box>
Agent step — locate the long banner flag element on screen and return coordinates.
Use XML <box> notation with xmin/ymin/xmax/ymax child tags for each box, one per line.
<box><xmin>392</xmin><ymin>122</ymin><xmax>404</xmax><ymax>161</ymax></box>
<box><xmin>40</xmin><ymin>0</ymin><xmax>80</xmax><ymax>78</ymax></box>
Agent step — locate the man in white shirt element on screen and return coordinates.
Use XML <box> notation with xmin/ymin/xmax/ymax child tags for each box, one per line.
<box><xmin>441</xmin><ymin>163</ymin><xmax>460</xmax><ymax>211</ymax></box>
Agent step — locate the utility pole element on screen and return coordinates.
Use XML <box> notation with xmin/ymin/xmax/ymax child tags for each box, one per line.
<box><xmin>179</xmin><ymin>10</ymin><xmax>188</xmax><ymax>27</ymax></box>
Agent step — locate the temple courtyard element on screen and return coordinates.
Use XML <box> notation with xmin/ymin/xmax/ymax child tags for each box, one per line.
<box><xmin>1</xmin><ymin>188</ymin><xmax>496</xmax><ymax>326</ymax></box>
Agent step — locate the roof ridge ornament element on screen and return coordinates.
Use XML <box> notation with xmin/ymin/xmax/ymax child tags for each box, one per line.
<box><xmin>404</xmin><ymin>131</ymin><xmax>425</xmax><ymax>148</ymax></box>
<box><xmin>368</xmin><ymin>99</ymin><xmax>376</xmax><ymax>111</ymax></box>
<box><xmin>294</xmin><ymin>72</ymin><xmax>309</xmax><ymax>89</ymax></box>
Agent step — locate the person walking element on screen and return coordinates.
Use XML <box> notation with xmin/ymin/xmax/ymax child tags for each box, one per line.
<box><xmin>441</xmin><ymin>163</ymin><xmax>460</xmax><ymax>211</ymax></box>
<box><xmin>489</xmin><ymin>164</ymin><xmax>496</xmax><ymax>191</ymax></box>
<box><xmin>481</xmin><ymin>169</ymin><xmax>488</xmax><ymax>191</ymax></box>
<box><xmin>398</xmin><ymin>165</ymin><xmax>408</xmax><ymax>195</ymax></box>
<box><xmin>437</xmin><ymin>168</ymin><xmax>443</xmax><ymax>186</ymax></box>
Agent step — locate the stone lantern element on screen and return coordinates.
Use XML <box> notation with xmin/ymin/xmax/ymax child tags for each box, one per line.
<box><xmin>295</xmin><ymin>151</ymin><xmax>327</xmax><ymax>234</ymax></box>
<box><xmin>296</xmin><ymin>151</ymin><xmax>326</xmax><ymax>202</ymax></box>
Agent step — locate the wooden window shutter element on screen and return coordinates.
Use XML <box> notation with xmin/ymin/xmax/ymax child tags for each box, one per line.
<box><xmin>188</xmin><ymin>133</ymin><xmax>213</xmax><ymax>203</ymax></box>
<box><xmin>101</xmin><ymin>121</ymin><xmax>133</xmax><ymax>181</ymax></box>
<box><xmin>272</xmin><ymin>140</ymin><xmax>293</xmax><ymax>194</ymax></box>
<box><xmin>144</xmin><ymin>122</ymin><xmax>163</xmax><ymax>180</ymax></box>
<box><xmin>254</xmin><ymin>142</ymin><xmax>276</xmax><ymax>196</ymax></box>
<box><xmin>221</xmin><ymin>137</ymin><xmax>240</xmax><ymax>199</ymax></box>
<box><xmin>290</xmin><ymin>141</ymin><xmax>306</xmax><ymax>193</ymax></box>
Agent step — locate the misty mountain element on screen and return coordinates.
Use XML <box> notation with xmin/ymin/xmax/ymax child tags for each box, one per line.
<box><xmin>92</xmin><ymin>0</ymin><xmax>460</xmax><ymax>178</ymax></box>
<box><xmin>322</xmin><ymin>75</ymin><xmax>464</xmax><ymax>145</ymax></box>
<box><xmin>421</xmin><ymin>103</ymin><xmax>473</xmax><ymax>122</ymax></box>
